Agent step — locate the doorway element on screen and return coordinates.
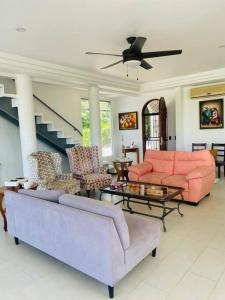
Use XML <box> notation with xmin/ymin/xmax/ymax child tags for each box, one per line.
<box><xmin>142</xmin><ymin>97</ymin><xmax>167</xmax><ymax>155</ymax></box>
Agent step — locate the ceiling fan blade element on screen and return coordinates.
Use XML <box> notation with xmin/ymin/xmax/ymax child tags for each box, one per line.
<box><xmin>86</xmin><ymin>52</ymin><xmax>122</xmax><ymax>57</ymax></box>
<box><xmin>142</xmin><ymin>49</ymin><xmax>182</xmax><ymax>59</ymax></box>
<box><xmin>140</xmin><ymin>60</ymin><xmax>152</xmax><ymax>70</ymax></box>
<box><xmin>130</xmin><ymin>37</ymin><xmax>147</xmax><ymax>53</ymax></box>
<box><xmin>101</xmin><ymin>60</ymin><xmax>123</xmax><ymax>69</ymax></box>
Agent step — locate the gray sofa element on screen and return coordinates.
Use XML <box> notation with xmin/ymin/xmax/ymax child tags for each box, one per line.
<box><xmin>5</xmin><ymin>189</ymin><xmax>161</xmax><ymax>298</ymax></box>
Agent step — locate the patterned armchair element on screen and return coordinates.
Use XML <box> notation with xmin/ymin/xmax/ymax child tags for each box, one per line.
<box><xmin>28</xmin><ymin>151</ymin><xmax>80</xmax><ymax>194</ymax></box>
<box><xmin>66</xmin><ymin>146</ymin><xmax>112</xmax><ymax>197</ymax></box>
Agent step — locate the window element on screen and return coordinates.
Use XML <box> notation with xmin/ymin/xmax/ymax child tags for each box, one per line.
<box><xmin>100</xmin><ymin>101</ymin><xmax>113</xmax><ymax>157</ymax></box>
<box><xmin>81</xmin><ymin>99</ymin><xmax>113</xmax><ymax>157</ymax></box>
<box><xmin>81</xmin><ymin>99</ymin><xmax>91</xmax><ymax>147</ymax></box>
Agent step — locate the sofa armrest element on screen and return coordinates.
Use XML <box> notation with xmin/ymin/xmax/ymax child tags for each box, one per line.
<box><xmin>128</xmin><ymin>162</ymin><xmax>153</xmax><ymax>177</ymax></box>
<box><xmin>186</xmin><ymin>166</ymin><xmax>213</xmax><ymax>180</ymax></box>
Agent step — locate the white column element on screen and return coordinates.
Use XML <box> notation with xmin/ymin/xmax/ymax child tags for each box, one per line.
<box><xmin>16</xmin><ymin>74</ymin><xmax>37</xmax><ymax>178</ymax></box>
<box><xmin>88</xmin><ymin>85</ymin><xmax>102</xmax><ymax>159</ymax></box>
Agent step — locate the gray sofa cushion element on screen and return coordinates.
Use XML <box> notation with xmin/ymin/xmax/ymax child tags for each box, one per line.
<box><xmin>59</xmin><ymin>194</ymin><xmax>130</xmax><ymax>250</ymax></box>
<box><xmin>18</xmin><ymin>189</ymin><xmax>65</xmax><ymax>203</ymax></box>
<box><xmin>124</xmin><ymin>213</ymin><xmax>161</xmax><ymax>272</ymax></box>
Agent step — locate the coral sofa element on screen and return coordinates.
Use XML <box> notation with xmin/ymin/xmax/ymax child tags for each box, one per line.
<box><xmin>5</xmin><ymin>189</ymin><xmax>160</xmax><ymax>298</ymax></box>
<box><xmin>128</xmin><ymin>150</ymin><xmax>215</xmax><ymax>204</ymax></box>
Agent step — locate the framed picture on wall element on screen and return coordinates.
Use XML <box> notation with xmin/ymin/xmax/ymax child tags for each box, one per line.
<box><xmin>118</xmin><ymin>111</ymin><xmax>138</xmax><ymax>130</ymax></box>
<box><xmin>199</xmin><ymin>99</ymin><xmax>224</xmax><ymax>129</ymax></box>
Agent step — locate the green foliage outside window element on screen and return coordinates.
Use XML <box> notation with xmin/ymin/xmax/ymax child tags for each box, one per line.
<box><xmin>100</xmin><ymin>101</ymin><xmax>112</xmax><ymax>156</ymax></box>
<box><xmin>81</xmin><ymin>100</ymin><xmax>91</xmax><ymax>147</ymax></box>
<box><xmin>81</xmin><ymin>99</ymin><xmax>112</xmax><ymax>156</ymax></box>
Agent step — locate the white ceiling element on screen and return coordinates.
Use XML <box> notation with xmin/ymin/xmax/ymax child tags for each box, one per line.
<box><xmin>1</xmin><ymin>0</ymin><xmax>225</xmax><ymax>83</ymax></box>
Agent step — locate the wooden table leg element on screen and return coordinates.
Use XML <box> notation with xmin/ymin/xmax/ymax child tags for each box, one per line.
<box><xmin>136</xmin><ymin>148</ymin><xmax>140</xmax><ymax>163</ymax></box>
<box><xmin>0</xmin><ymin>194</ymin><xmax>7</xmax><ymax>232</ymax></box>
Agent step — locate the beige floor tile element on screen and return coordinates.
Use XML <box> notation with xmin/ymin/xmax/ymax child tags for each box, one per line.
<box><xmin>123</xmin><ymin>281</ymin><xmax>167</xmax><ymax>300</ymax></box>
<box><xmin>210</xmin><ymin>270</ymin><xmax>225</xmax><ymax>299</ymax></box>
<box><xmin>190</xmin><ymin>247</ymin><xmax>225</xmax><ymax>281</ymax></box>
<box><xmin>167</xmin><ymin>272</ymin><xmax>216</xmax><ymax>300</ymax></box>
<box><xmin>145</xmin><ymin>253</ymin><xmax>192</xmax><ymax>292</ymax></box>
<box><xmin>209</xmin><ymin>232</ymin><xmax>225</xmax><ymax>251</ymax></box>
<box><xmin>0</xmin><ymin>290</ymin><xmax>30</xmax><ymax>300</ymax></box>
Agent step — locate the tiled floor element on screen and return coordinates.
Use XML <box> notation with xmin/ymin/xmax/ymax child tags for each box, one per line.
<box><xmin>1</xmin><ymin>181</ymin><xmax>225</xmax><ymax>299</ymax></box>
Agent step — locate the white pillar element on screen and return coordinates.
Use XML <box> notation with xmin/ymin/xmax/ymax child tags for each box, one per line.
<box><xmin>88</xmin><ymin>85</ymin><xmax>102</xmax><ymax>159</ymax></box>
<box><xmin>16</xmin><ymin>74</ymin><xmax>37</xmax><ymax>178</ymax></box>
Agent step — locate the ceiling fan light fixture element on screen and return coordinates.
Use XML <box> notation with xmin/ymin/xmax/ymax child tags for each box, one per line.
<box><xmin>124</xmin><ymin>59</ymin><xmax>141</xmax><ymax>68</ymax></box>
<box><xmin>86</xmin><ymin>36</ymin><xmax>182</xmax><ymax>76</ymax></box>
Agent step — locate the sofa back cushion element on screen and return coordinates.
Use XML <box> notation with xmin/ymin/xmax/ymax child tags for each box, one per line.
<box><xmin>59</xmin><ymin>194</ymin><xmax>130</xmax><ymax>250</ymax></box>
<box><xmin>18</xmin><ymin>189</ymin><xmax>65</xmax><ymax>203</ymax></box>
<box><xmin>144</xmin><ymin>150</ymin><xmax>175</xmax><ymax>174</ymax></box>
<box><xmin>174</xmin><ymin>150</ymin><xmax>214</xmax><ymax>175</ymax></box>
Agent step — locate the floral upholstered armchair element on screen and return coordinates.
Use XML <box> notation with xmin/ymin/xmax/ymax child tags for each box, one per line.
<box><xmin>66</xmin><ymin>146</ymin><xmax>112</xmax><ymax>197</ymax></box>
<box><xmin>28</xmin><ymin>151</ymin><xmax>80</xmax><ymax>194</ymax></box>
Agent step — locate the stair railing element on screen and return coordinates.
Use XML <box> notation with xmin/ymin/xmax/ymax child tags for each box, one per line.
<box><xmin>33</xmin><ymin>94</ymin><xmax>82</xmax><ymax>136</ymax></box>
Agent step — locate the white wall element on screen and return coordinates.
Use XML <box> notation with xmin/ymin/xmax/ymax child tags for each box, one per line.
<box><xmin>112</xmin><ymin>89</ymin><xmax>177</xmax><ymax>162</ymax></box>
<box><xmin>0</xmin><ymin>116</ymin><xmax>69</xmax><ymax>185</ymax></box>
<box><xmin>0</xmin><ymin>76</ymin><xmax>16</xmax><ymax>94</ymax></box>
<box><xmin>0</xmin><ymin>117</ymin><xmax>23</xmax><ymax>184</ymax></box>
<box><xmin>1</xmin><ymin>75</ymin><xmax>225</xmax><ymax>183</ymax></box>
<box><xmin>179</xmin><ymin>85</ymin><xmax>225</xmax><ymax>151</ymax></box>
<box><xmin>113</xmin><ymin>81</ymin><xmax>225</xmax><ymax>158</ymax></box>
<box><xmin>33</xmin><ymin>82</ymin><xmax>84</xmax><ymax>145</ymax></box>
<box><xmin>0</xmin><ymin>79</ymin><xmax>81</xmax><ymax>184</ymax></box>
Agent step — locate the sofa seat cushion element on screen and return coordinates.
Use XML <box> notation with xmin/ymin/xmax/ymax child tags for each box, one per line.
<box><xmin>18</xmin><ymin>189</ymin><xmax>65</xmax><ymax>203</ymax></box>
<box><xmin>59</xmin><ymin>194</ymin><xmax>129</xmax><ymax>250</ymax></box>
<box><xmin>124</xmin><ymin>213</ymin><xmax>160</xmax><ymax>272</ymax></box>
<box><xmin>139</xmin><ymin>172</ymin><xmax>170</xmax><ymax>185</ymax></box>
<box><xmin>47</xmin><ymin>180</ymin><xmax>80</xmax><ymax>194</ymax></box>
<box><xmin>162</xmin><ymin>175</ymin><xmax>189</xmax><ymax>191</ymax></box>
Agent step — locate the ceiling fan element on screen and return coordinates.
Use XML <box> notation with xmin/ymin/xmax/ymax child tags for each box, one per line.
<box><xmin>86</xmin><ymin>36</ymin><xmax>182</xmax><ymax>71</ymax></box>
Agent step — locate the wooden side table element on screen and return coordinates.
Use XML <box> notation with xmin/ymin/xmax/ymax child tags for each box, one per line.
<box><xmin>122</xmin><ymin>147</ymin><xmax>140</xmax><ymax>163</ymax></box>
<box><xmin>0</xmin><ymin>187</ymin><xmax>7</xmax><ymax>232</ymax></box>
<box><xmin>0</xmin><ymin>185</ymin><xmax>30</xmax><ymax>232</ymax></box>
<box><xmin>112</xmin><ymin>160</ymin><xmax>133</xmax><ymax>181</ymax></box>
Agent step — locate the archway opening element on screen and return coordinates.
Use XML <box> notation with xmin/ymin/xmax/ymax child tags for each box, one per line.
<box><xmin>142</xmin><ymin>97</ymin><xmax>167</xmax><ymax>155</ymax></box>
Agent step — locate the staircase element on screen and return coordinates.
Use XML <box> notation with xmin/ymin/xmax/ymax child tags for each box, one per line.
<box><xmin>0</xmin><ymin>95</ymin><xmax>82</xmax><ymax>154</ymax></box>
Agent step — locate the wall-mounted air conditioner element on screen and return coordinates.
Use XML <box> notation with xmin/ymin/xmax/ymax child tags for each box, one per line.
<box><xmin>190</xmin><ymin>83</ymin><xmax>225</xmax><ymax>99</ymax></box>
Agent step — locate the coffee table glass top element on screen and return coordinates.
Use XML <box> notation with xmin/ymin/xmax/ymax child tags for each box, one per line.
<box><xmin>100</xmin><ymin>181</ymin><xmax>183</xmax><ymax>202</ymax></box>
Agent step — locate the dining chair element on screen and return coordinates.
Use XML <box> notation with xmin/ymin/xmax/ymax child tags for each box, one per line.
<box><xmin>211</xmin><ymin>143</ymin><xmax>225</xmax><ymax>178</ymax></box>
<box><xmin>192</xmin><ymin>143</ymin><xmax>207</xmax><ymax>151</ymax></box>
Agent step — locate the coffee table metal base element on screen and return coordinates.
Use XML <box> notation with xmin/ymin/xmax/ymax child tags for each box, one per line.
<box><xmin>99</xmin><ymin>192</ymin><xmax>184</xmax><ymax>232</ymax></box>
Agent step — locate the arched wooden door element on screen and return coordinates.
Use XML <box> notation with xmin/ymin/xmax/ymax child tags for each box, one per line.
<box><xmin>142</xmin><ymin>97</ymin><xmax>167</xmax><ymax>155</ymax></box>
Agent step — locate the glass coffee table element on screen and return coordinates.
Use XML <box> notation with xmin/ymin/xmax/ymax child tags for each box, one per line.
<box><xmin>99</xmin><ymin>181</ymin><xmax>184</xmax><ymax>232</ymax></box>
